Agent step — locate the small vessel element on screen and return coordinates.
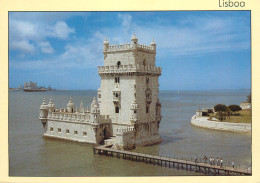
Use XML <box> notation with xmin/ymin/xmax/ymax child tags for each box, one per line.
<box><xmin>23</xmin><ymin>81</ymin><xmax>48</xmax><ymax>92</ymax></box>
<box><xmin>23</xmin><ymin>88</ymin><xmax>47</xmax><ymax>92</ymax></box>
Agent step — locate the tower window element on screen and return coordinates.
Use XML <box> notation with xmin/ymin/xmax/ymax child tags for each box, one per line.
<box><xmin>146</xmin><ymin>104</ymin><xmax>149</xmax><ymax>113</ymax></box>
<box><xmin>146</xmin><ymin>77</ymin><xmax>149</xmax><ymax>84</ymax></box>
<box><xmin>134</xmin><ymin>110</ymin><xmax>137</xmax><ymax>113</ymax></box>
<box><xmin>117</xmin><ymin>61</ymin><xmax>121</xmax><ymax>67</ymax></box>
<box><xmin>98</xmin><ymin>94</ymin><xmax>101</xmax><ymax>98</ymax></box>
<box><xmin>66</xmin><ymin>129</ymin><xmax>69</xmax><ymax>134</ymax></box>
<box><xmin>50</xmin><ymin>127</ymin><xmax>54</xmax><ymax>132</ymax></box>
<box><xmin>115</xmin><ymin>77</ymin><xmax>120</xmax><ymax>83</ymax></box>
<box><xmin>115</xmin><ymin>93</ymin><xmax>119</xmax><ymax>97</ymax></box>
<box><xmin>143</xmin><ymin>59</ymin><xmax>146</xmax><ymax>66</ymax></box>
<box><xmin>115</xmin><ymin>106</ymin><xmax>119</xmax><ymax>113</ymax></box>
<box><xmin>58</xmin><ymin>128</ymin><xmax>61</xmax><ymax>133</ymax></box>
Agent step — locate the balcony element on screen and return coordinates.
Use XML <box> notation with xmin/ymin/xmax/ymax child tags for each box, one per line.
<box><xmin>98</xmin><ymin>64</ymin><xmax>161</xmax><ymax>76</ymax></box>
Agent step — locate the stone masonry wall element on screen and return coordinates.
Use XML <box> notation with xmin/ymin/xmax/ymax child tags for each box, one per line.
<box><xmin>44</xmin><ymin>120</ymin><xmax>98</xmax><ymax>143</ymax></box>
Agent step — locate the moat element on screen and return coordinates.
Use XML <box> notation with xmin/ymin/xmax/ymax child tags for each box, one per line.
<box><xmin>9</xmin><ymin>89</ymin><xmax>251</xmax><ymax>176</ymax></box>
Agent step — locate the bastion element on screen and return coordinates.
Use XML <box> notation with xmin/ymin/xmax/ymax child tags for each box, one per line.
<box><xmin>39</xmin><ymin>34</ymin><xmax>162</xmax><ymax>150</ymax></box>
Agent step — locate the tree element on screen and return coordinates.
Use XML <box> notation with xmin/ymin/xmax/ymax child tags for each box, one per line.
<box><xmin>247</xmin><ymin>93</ymin><xmax>251</xmax><ymax>103</ymax></box>
<box><xmin>214</xmin><ymin>104</ymin><xmax>228</xmax><ymax>112</ymax></box>
<box><xmin>214</xmin><ymin>104</ymin><xmax>229</xmax><ymax>121</ymax></box>
<box><xmin>228</xmin><ymin>105</ymin><xmax>242</xmax><ymax>115</ymax></box>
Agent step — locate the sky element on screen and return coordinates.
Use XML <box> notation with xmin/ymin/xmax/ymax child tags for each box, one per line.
<box><xmin>9</xmin><ymin>11</ymin><xmax>251</xmax><ymax>90</ymax></box>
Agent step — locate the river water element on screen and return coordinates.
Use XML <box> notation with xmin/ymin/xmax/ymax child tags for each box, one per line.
<box><xmin>9</xmin><ymin>90</ymin><xmax>251</xmax><ymax>176</ymax></box>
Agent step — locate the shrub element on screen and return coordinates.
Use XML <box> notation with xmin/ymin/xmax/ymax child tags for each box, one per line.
<box><xmin>228</xmin><ymin>105</ymin><xmax>242</xmax><ymax>113</ymax></box>
<box><xmin>214</xmin><ymin>104</ymin><xmax>229</xmax><ymax>121</ymax></box>
<box><xmin>214</xmin><ymin>104</ymin><xmax>228</xmax><ymax>112</ymax></box>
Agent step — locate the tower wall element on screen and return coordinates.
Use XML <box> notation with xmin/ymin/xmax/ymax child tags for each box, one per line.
<box><xmin>104</xmin><ymin>51</ymin><xmax>135</xmax><ymax>66</ymax></box>
<box><xmin>135</xmin><ymin>75</ymin><xmax>159</xmax><ymax>123</ymax></box>
<box><xmin>100</xmin><ymin>74</ymin><xmax>136</xmax><ymax>135</ymax></box>
<box><xmin>99</xmin><ymin>35</ymin><xmax>161</xmax><ymax>141</ymax></box>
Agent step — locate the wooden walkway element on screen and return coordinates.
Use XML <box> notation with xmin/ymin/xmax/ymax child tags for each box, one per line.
<box><xmin>93</xmin><ymin>145</ymin><xmax>251</xmax><ymax>175</ymax></box>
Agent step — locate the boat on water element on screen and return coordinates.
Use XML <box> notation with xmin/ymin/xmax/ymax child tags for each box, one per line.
<box><xmin>23</xmin><ymin>88</ymin><xmax>47</xmax><ymax>92</ymax></box>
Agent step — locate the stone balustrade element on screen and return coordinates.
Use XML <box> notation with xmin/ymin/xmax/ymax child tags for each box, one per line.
<box><xmin>108</xmin><ymin>43</ymin><xmax>131</xmax><ymax>51</ymax></box>
<box><xmin>137</xmin><ymin>44</ymin><xmax>154</xmax><ymax>50</ymax></box>
<box><xmin>116</xmin><ymin>127</ymin><xmax>135</xmax><ymax>135</ymax></box>
<box><xmin>106</xmin><ymin>43</ymin><xmax>154</xmax><ymax>52</ymax></box>
<box><xmin>48</xmin><ymin>111</ymin><xmax>91</xmax><ymax>123</ymax></box>
<box><xmin>98</xmin><ymin>64</ymin><xmax>161</xmax><ymax>75</ymax></box>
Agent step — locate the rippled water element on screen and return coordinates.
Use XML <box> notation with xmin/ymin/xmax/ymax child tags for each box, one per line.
<box><xmin>9</xmin><ymin>90</ymin><xmax>251</xmax><ymax>176</ymax></box>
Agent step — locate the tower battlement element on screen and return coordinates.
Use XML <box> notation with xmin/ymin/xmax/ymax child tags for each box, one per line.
<box><xmin>103</xmin><ymin>33</ymin><xmax>156</xmax><ymax>55</ymax></box>
<box><xmin>105</xmin><ymin>43</ymin><xmax>155</xmax><ymax>53</ymax></box>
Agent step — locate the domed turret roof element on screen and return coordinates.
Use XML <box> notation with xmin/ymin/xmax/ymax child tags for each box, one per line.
<box><xmin>131</xmin><ymin>33</ymin><xmax>138</xmax><ymax>40</ymax></box>
<box><xmin>91</xmin><ymin>97</ymin><xmax>99</xmax><ymax>108</ymax></box>
<box><xmin>150</xmin><ymin>38</ymin><xmax>156</xmax><ymax>45</ymax></box>
<box><xmin>48</xmin><ymin>98</ymin><xmax>55</xmax><ymax>108</ymax></box>
<box><xmin>67</xmin><ymin>97</ymin><xmax>75</xmax><ymax>107</ymax></box>
<box><xmin>40</xmin><ymin>98</ymin><xmax>48</xmax><ymax>109</ymax></box>
<box><xmin>103</xmin><ymin>36</ymin><xmax>109</xmax><ymax>44</ymax></box>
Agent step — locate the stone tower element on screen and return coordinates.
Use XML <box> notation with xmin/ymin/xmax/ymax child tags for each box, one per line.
<box><xmin>98</xmin><ymin>34</ymin><xmax>162</xmax><ymax>147</ymax></box>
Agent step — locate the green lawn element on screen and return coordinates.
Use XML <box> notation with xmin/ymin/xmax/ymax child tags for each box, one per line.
<box><xmin>222</xmin><ymin>109</ymin><xmax>252</xmax><ymax>124</ymax></box>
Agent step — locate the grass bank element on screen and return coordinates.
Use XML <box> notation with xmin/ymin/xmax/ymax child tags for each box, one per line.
<box><xmin>222</xmin><ymin>109</ymin><xmax>251</xmax><ymax>124</ymax></box>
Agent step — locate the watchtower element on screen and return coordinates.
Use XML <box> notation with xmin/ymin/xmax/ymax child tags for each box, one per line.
<box><xmin>98</xmin><ymin>34</ymin><xmax>162</xmax><ymax>145</ymax></box>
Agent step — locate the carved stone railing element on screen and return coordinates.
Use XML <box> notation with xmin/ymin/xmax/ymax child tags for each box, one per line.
<box><xmin>98</xmin><ymin>64</ymin><xmax>161</xmax><ymax>75</ymax></box>
<box><xmin>48</xmin><ymin>111</ymin><xmax>92</xmax><ymax>124</ymax></box>
<box><xmin>106</xmin><ymin>43</ymin><xmax>155</xmax><ymax>52</ymax></box>
<box><xmin>137</xmin><ymin>44</ymin><xmax>154</xmax><ymax>50</ymax></box>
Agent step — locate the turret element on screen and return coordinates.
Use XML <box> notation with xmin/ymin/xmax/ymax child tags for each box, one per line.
<box><xmin>103</xmin><ymin>37</ymin><xmax>109</xmax><ymax>59</ymax></box>
<box><xmin>67</xmin><ymin>97</ymin><xmax>75</xmax><ymax>113</ymax></box>
<box><xmin>90</xmin><ymin>97</ymin><xmax>100</xmax><ymax>124</ymax></box>
<box><xmin>39</xmin><ymin>98</ymin><xmax>48</xmax><ymax>127</ymax></box>
<box><xmin>130</xmin><ymin>98</ymin><xmax>139</xmax><ymax>124</ymax></box>
<box><xmin>156</xmin><ymin>99</ymin><xmax>162</xmax><ymax>121</ymax></box>
<box><xmin>80</xmin><ymin>101</ymin><xmax>84</xmax><ymax>113</ymax></box>
<box><xmin>131</xmin><ymin>33</ymin><xmax>138</xmax><ymax>49</ymax></box>
<box><xmin>150</xmin><ymin>38</ymin><xmax>156</xmax><ymax>53</ymax></box>
<box><xmin>48</xmin><ymin>98</ymin><xmax>55</xmax><ymax>112</ymax></box>
<box><xmin>103</xmin><ymin>36</ymin><xmax>109</xmax><ymax>51</ymax></box>
<box><xmin>97</xmin><ymin>87</ymin><xmax>101</xmax><ymax>105</ymax></box>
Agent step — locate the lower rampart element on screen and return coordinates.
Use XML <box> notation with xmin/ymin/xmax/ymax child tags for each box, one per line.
<box><xmin>191</xmin><ymin>115</ymin><xmax>251</xmax><ymax>133</ymax></box>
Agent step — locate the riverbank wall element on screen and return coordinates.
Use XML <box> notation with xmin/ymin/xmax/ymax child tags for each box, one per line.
<box><xmin>191</xmin><ymin>115</ymin><xmax>251</xmax><ymax>133</ymax></box>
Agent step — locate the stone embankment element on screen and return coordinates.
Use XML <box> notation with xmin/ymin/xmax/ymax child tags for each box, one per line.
<box><xmin>191</xmin><ymin>115</ymin><xmax>251</xmax><ymax>133</ymax></box>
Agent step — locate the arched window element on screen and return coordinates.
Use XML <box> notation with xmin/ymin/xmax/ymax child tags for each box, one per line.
<box><xmin>146</xmin><ymin>104</ymin><xmax>149</xmax><ymax>113</ymax></box>
<box><xmin>143</xmin><ymin>59</ymin><xmax>146</xmax><ymax>66</ymax></box>
<box><xmin>115</xmin><ymin>106</ymin><xmax>119</xmax><ymax>113</ymax></box>
<box><xmin>115</xmin><ymin>93</ymin><xmax>119</xmax><ymax>97</ymax></box>
<box><xmin>117</xmin><ymin>61</ymin><xmax>121</xmax><ymax>67</ymax></box>
<box><xmin>146</xmin><ymin>77</ymin><xmax>149</xmax><ymax>84</ymax></box>
<box><xmin>115</xmin><ymin>77</ymin><xmax>120</xmax><ymax>83</ymax></box>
